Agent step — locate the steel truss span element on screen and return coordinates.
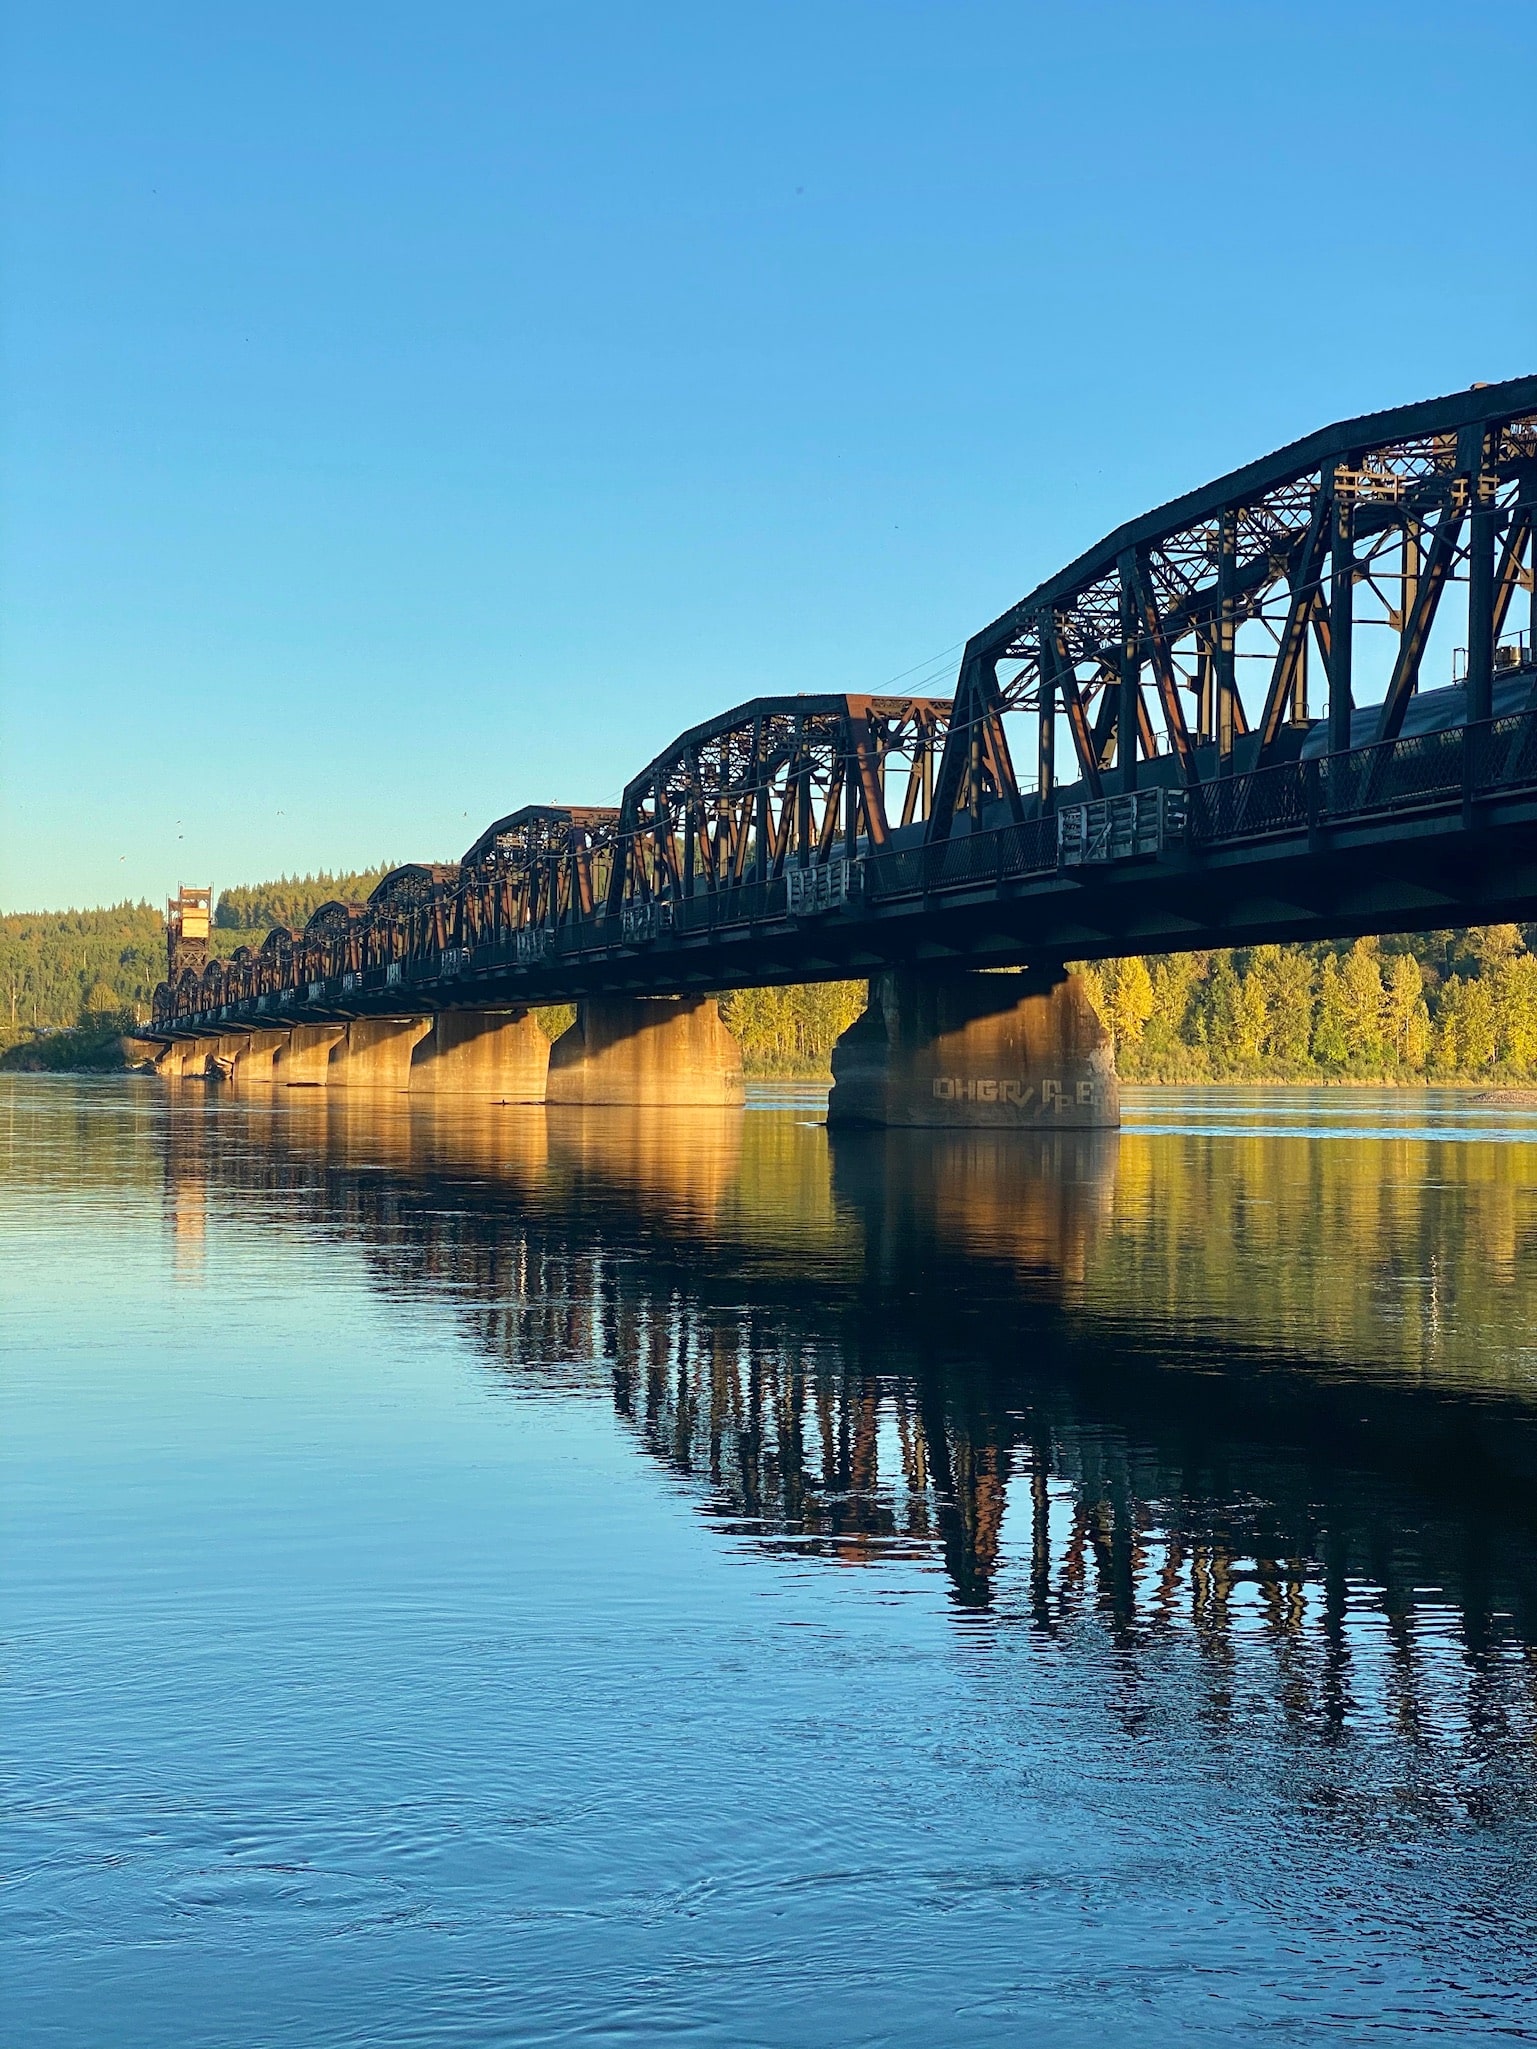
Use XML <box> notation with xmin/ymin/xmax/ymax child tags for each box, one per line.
<box><xmin>156</xmin><ymin>377</ymin><xmax>1537</xmax><ymax>1032</ymax></box>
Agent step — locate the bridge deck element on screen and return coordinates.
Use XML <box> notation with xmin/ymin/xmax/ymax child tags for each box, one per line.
<box><xmin>166</xmin><ymin>702</ymin><xmax>1537</xmax><ymax>1030</ymax></box>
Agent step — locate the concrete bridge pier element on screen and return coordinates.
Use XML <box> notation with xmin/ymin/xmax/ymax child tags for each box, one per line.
<box><xmin>409</xmin><ymin>1008</ymin><xmax>550</xmax><ymax>1100</ymax></box>
<box><xmin>228</xmin><ymin>1030</ymin><xmax>289</xmax><ymax>1084</ymax></box>
<box><xmin>154</xmin><ymin>1033</ymin><xmax>236</xmax><ymax>1079</ymax></box>
<box><xmin>195</xmin><ymin>1031</ymin><xmax>260</xmax><ymax>1080</ymax></box>
<box><xmin>827</xmin><ymin>968</ymin><xmax>1119</xmax><ymax>1129</ymax></box>
<box><xmin>273</xmin><ymin>1022</ymin><xmax>346</xmax><ymax>1087</ymax></box>
<box><xmin>153</xmin><ymin>1039</ymin><xmax>197</xmax><ymax>1078</ymax></box>
<box><xmin>545</xmin><ymin>996</ymin><xmax>745</xmax><ymax>1107</ymax></box>
<box><xmin>328</xmin><ymin>1017</ymin><xmax>432</xmax><ymax>1090</ymax></box>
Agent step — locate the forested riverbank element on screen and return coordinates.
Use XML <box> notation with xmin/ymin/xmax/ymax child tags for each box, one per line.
<box><xmin>1076</xmin><ymin>929</ymin><xmax>1537</xmax><ymax>1083</ymax></box>
<box><xmin>5</xmin><ymin>875</ymin><xmax>1537</xmax><ymax>1083</ymax></box>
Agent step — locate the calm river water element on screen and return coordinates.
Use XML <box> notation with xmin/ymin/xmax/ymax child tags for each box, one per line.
<box><xmin>6</xmin><ymin>1077</ymin><xmax>1537</xmax><ymax>2045</ymax></box>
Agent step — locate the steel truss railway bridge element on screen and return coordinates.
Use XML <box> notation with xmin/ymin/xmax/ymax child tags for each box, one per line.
<box><xmin>150</xmin><ymin>377</ymin><xmax>1537</xmax><ymax>1124</ymax></box>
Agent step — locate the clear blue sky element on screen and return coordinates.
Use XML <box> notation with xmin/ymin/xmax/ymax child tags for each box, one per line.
<box><xmin>3</xmin><ymin>1</ymin><xmax>1532</xmax><ymax>913</ymax></box>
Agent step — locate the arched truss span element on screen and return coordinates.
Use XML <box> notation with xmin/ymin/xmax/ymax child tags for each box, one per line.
<box><xmin>459</xmin><ymin>806</ymin><xmax>616</xmax><ymax>872</ymax></box>
<box><xmin>217</xmin><ymin>946</ymin><xmax>257</xmax><ymax>1008</ymax></box>
<box><xmin>303</xmin><ymin>899</ymin><xmax>363</xmax><ymax>939</ymax></box>
<box><xmin>607</xmin><ymin>693</ymin><xmax>952</xmax><ymax>912</ymax></box>
<box><xmin>930</xmin><ymin>375</ymin><xmax>1537</xmax><ymax>835</ymax></box>
<box><xmin>367</xmin><ymin>863</ymin><xmax>460</xmax><ymax>911</ymax></box>
<box><xmin>457</xmin><ymin>808</ymin><xmax>619</xmax><ymax>944</ymax></box>
<box><xmin>289</xmin><ymin>900</ymin><xmax>367</xmax><ymax>984</ymax></box>
<box><xmin>362</xmin><ymin>864</ymin><xmax>461</xmax><ymax>967</ymax></box>
<box><xmin>229</xmin><ymin>927</ymin><xmax>300</xmax><ymax>1008</ymax></box>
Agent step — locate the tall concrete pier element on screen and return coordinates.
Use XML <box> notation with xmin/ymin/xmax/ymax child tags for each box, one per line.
<box><xmin>230</xmin><ymin>1030</ymin><xmax>289</xmax><ymax>1083</ymax></box>
<box><xmin>273</xmin><ymin>1023</ymin><xmax>346</xmax><ymax>1086</ymax></box>
<box><xmin>827</xmin><ymin>969</ymin><xmax>1119</xmax><ymax>1129</ymax></box>
<box><xmin>409</xmin><ymin>1009</ymin><xmax>549</xmax><ymax>1100</ymax></box>
<box><xmin>545</xmin><ymin>996</ymin><xmax>745</xmax><ymax>1107</ymax></box>
<box><xmin>327</xmin><ymin>1018</ymin><xmax>432</xmax><ymax>1089</ymax></box>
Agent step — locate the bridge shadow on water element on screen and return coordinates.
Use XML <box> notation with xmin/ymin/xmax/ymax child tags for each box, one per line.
<box><xmin>157</xmin><ymin>1085</ymin><xmax>1537</xmax><ymax>1811</ymax></box>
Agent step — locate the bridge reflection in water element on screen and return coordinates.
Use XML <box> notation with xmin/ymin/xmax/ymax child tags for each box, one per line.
<box><xmin>160</xmin><ymin>1090</ymin><xmax>1537</xmax><ymax>1772</ymax></box>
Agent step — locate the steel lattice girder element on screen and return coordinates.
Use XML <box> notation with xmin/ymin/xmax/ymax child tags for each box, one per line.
<box><xmin>606</xmin><ymin>693</ymin><xmax>952</xmax><ymax>910</ymax></box>
<box><xmin>928</xmin><ymin>374</ymin><xmax>1537</xmax><ymax>833</ymax></box>
<box><xmin>458</xmin><ymin>806</ymin><xmax>621</xmax><ymax>939</ymax></box>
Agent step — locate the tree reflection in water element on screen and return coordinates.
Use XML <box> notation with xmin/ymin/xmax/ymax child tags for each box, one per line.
<box><xmin>160</xmin><ymin>1090</ymin><xmax>1537</xmax><ymax>1794</ymax></box>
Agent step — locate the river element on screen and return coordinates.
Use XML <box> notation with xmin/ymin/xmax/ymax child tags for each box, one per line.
<box><xmin>5</xmin><ymin>1077</ymin><xmax>1537</xmax><ymax>2045</ymax></box>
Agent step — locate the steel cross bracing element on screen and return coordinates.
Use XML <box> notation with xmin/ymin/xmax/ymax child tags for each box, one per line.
<box><xmin>155</xmin><ymin>377</ymin><xmax>1537</xmax><ymax>1033</ymax></box>
<box><xmin>934</xmin><ymin>375</ymin><xmax>1537</xmax><ymax>823</ymax></box>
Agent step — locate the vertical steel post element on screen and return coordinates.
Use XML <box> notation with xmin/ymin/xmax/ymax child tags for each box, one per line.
<box><xmin>1290</xmin><ymin>619</ymin><xmax>1309</xmax><ymax>726</ymax></box>
<box><xmin>1328</xmin><ymin>471</ymin><xmax>1355</xmax><ymax>756</ymax></box>
<box><xmin>1118</xmin><ymin>558</ymin><xmax>1140</xmax><ymax>794</ymax></box>
<box><xmin>1195</xmin><ymin>645</ymin><xmax>1212</xmax><ymax>744</ymax></box>
<box><xmin>1036</xmin><ymin>610</ymin><xmax>1056</xmax><ymax>812</ymax></box>
<box><xmin>1466</xmin><ymin>448</ymin><xmax>1496</xmax><ymax>727</ymax></box>
<box><xmin>1216</xmin><ymin>510</ymin><xmax>1237</xmax><ymax>776</ymax></box>
<box><xmin>752</xmin><ymin>721</ymin><xmax>769</xmax><ymax>884</ymax></box>
<box><xmin>968</xmin><ymin>668</ymin><xmax>984</xmax><ymax>826</ymax></box>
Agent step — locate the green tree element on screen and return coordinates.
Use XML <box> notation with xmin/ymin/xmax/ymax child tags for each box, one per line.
<box><xmin>1195</xmin><ymin>956</ymin><xmax>1243</xmax><ymax>1074</ymax></box>
<box><xmin>1341</xmin><ymin>939</ymin><xmax>1387</xmax><ymax>1072</ymax></box>
<box><xmin>215</xmin><ymin>867</ymin><xmax>395</xmax><ymax>931</ymax></box>
<box><xmin>1231</xmin><ymin>959</ymin><xmax>1269</xmax><ymax>1072</ymax></box>
<box><xmin>1255</xmin><ymin>947</ymin><xmax>1314</xmax><ymax>1070</ymax></box>
<box><xmin>1430</xmin><ymin>979</ymin><xmax>1464</xmax><ymax>1075</ymax></box>
<box><xmin>1138</xmin><ymin>955</ymin><xmax>1207</xmax><ymax>1079</ymax></box>
<box><xmin>1459</xmin><ymin>976</ymin><xmax>1498</xmax><ymax>1073</ymax></box>
<box><xmin>1495</xmin><ymin>954</ymin><xmax>1537</xmax><ymax>1076</ymax></box>
<box><xmin>1101</xmin><ymin>956</ymin><xmax>1156</xmax><ymax>1052</ymax></box>
<box><xmin>1312</xmin><ymin>956</ymin><xmax>1350</xmax><ymax>1070</ymax></box>
<box><xmin>1384</xmin><ymin>953</ymin><xmax>1429</xmax><ymax>1072</ymax></box>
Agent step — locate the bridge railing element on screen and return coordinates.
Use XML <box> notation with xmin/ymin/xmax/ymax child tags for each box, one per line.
<box><xmin>862</xmin><ymin>816</ymin><xmax>1060</xmax><ymax>901</ymax></box>
<box><xmin>1317</xmin><ymin>725</ymin><xmax>1466</xmax><ymax>819</ymax></box>
<box><xmin>1187</xmin><ymin>761</ymin><xmax>1311</xmax><ymax>843</ymax></box>
<box><xmin>1470</xmin><ymin>708</ymin><xmax>1537</xmax><ymax>793</ymax></box>
<box><xmin>1185</xmin><ymin>705</ymin><xmax>1537</xmax><ymax>848</ymax></box>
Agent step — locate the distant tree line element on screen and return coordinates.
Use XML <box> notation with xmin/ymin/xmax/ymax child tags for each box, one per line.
<box><xmin>5</xmin><ymin>872</ymin><xmax>1537</xmax><ymax>1083</ymax></box>
<box><xmin>0</xmin><ymin>903</ymin><xmax>168</xmax><ymax>1040</ymax></box>
<box><xmin>214</xmin><ymin>868</ymin><xmax>395</xmax><ymax>932</ymax></box>
<box><xmin>720</xmin><ymin>982</ymin><xmax>867</xmax><ymax>1075</ymax></box>
<box><xmin>1076</xmin><ymin>926</ymin><xmax>1537</xmax><ymax>1082</ymax></box>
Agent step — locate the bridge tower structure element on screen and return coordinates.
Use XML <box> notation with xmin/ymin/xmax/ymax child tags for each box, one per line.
<box><xmin>166</xmin><ymin>886</ymin><xmax>212</xmax><ymax>985</ymax></box>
